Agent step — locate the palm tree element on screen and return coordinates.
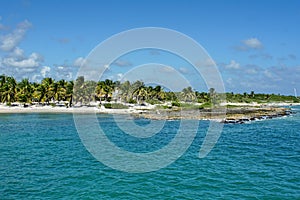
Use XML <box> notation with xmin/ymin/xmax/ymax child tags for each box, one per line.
<box><xmin>83</xmin><ymin>80</ymin><xmax>97</xmax><ymax>104</ymax></box>
<box><xmin>66</xmin><ymin>80</ymin><xmax>74</xmax><ymax>107</ymax></box>
<box><xmin>0</xmin><ymin>74</ymin><xmax>7</xmax><ymax>102</ymax></box>
<box><xmin>41</xmin><ymin>77</ymin><xmax>55</xmax><ymax>104</ymax></box>
<box><xmin>103</xmin><ymin>79</ymin><xmax>114</xmax><ymax>102</ymax></box>
<box><xmin>133</xmin><ymin>86</ymin><xmax>148</xmax><ymax>104</ymax></box>
<box><xmin>131</xmin><ymin>81</ymin><xmax>145</xmax><ymax>103</ymax></box>
<box><xmin>2</xmin><ymin>76</ymin><xmax>17</xmax><ymax>103</ymax></box>
<box><xmin>73</xmin><ymin>76</ymin><xmax>84</xmax><ymax>104</ymax></box>
<box><xmin>95</xmin><ymin>80</ymin><xmax>114</xmax><ymax>103</ymax></box>
<box><xmin>50</xmin><ymin>82</ymin><xmax>59</xmax><ymax>102</ymax></box>
<box><xmin>102</xmin><ymin>84</ymin><xmax>113</xmax><ymax>102</ymax></box>
<box><xmin>118</xmin><ymin>80</ymin><xmax>131</xmax><ymax>102</ymax></box>
<box><xmin>95</xmin><ymin>81</ymin><xmax>105</xmax><ymax>103</ymax></box>
<box><xmin>35</xmin><ymin>84</ymin><xmax>47</xmax><ymax>103</ymax></box>
<box><xmin>0</xmin><ymin>75</ymin><xmax>6</xmax><ymax>87</ymax></box>
<box><xmin>181</xmin><ymin>87</ymin><xmax>195</xmax><ymax>102</ymax></box>
<box><xmin>153</xmin><ymin>85</ymin><xmax>166</xmax><ymax>101</ymax></box>
<box><xmin>165</xmin><ymin>91</ymin><xmax>177</xmax><ymax>101</ymax></box>
<box><xmin>209</xmin><ymin>88</ymin><xmax>215</xmax><ymax>98</ymax></box>
<box><xmin>196</xmin><ymin>91</ymin><xmax>209</xmax><ymax>103</ymax></box>
<box><xmin>17</xmin><ymin>78</ymin><xmax>33</xmax><ymax>105</ymax></box>
<box><xmin>208</xmin><ymin>87</ymin><xmax>217</xmax><ymax>104</ymax></box>
<box><xmin>56</xmin><ymin>79</ymin><xmax>67</xmax><ymax>102</ymax></box>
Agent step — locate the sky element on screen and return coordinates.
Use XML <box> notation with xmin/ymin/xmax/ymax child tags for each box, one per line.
<box><xmin>0</xmin><ymin>0</ymin><xmax>299</xmax><ymax>95</ymax></box>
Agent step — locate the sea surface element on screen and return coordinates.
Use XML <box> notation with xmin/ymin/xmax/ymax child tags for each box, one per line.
<box><xmin>1</xmin><ymin>106</ymin><xmax>299</xmax><ymax>199</ymax></box>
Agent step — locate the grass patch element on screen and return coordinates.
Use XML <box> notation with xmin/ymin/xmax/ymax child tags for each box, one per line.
<box><xmin>198</xmin><ymin>102</ymin><xmax>212</xmax><ymax>109</ymax></box>
<box><xmin>128</xmin><ymin>99</ymin><xmax>137</xmax><ymax>104</ymax></box>
<box><xmin>103</xmin><ymin>103</ymin><xmax>129</xmax><ymax>109</ymax></box>
<box><xmin>171</xmin><ymin>101</ymin><xmax>181</xmax><ymax>107</ymax></box>
<box><xmin>50</xmin><ymin>103</ymin><xmax>56</xmax><ymax>107</ymax></box>
<box><xmin>146</xmin><ymin>99</ymin><xmax>162</xmax><ymax>105</ymax></box>
<box><xmin>156</xmin><ymin>105</ymin><xmax>172</xmax><ymax>109</ymax></box>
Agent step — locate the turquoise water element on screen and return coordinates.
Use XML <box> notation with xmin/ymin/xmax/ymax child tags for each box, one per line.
<box><xmin>1</xmin><ymin>107</ymin><xmax>299</xmax><ymax>199</ymax></box>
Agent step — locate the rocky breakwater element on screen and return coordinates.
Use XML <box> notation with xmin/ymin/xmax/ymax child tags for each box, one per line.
<box><xmin>222</xmin><ymin>107</ymin><xmax>292</xmax><ymax>124</ymax></box>
<box><xmin>134</xmin><ymin>106</ymin><xmax>292</xmax><ymax>123</ymax></box>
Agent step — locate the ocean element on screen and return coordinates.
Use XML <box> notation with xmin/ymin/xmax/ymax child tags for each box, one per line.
<box><xmin>1</xmin><ymin>106</ymin><xmax>299</xmax><ymax>199</ymax></box>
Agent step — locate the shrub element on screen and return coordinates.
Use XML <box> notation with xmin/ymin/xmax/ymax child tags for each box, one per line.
<box><xmin>128</xmin><ymin>98</ymin><xmax>137</xmax><ymax>104</ymax></box>
<box><xmin>200</xmin><ymin>102</ymin><xmax>212</xmax><ymax>109</ymax></box>
<box><xmin>155</xmin><ymin>105</ymin><xmax>171</xmax><ymax>109</ymax></box>
<box><xmin>146</xmin><ymin>99</ymin><xmax>161</xmax><ymax>105</ymax></box>
<box><xmin>103</xmin><ymin>103</ymin><xmax>128</xmax><ymax>109</ymax></box>
<box><xmin>103</xmin><ymin>103</ymin><xmax>112</xmax><ymax>109</ymax></box>
<box><xmin>171</xmin><ymin>101</ymin><xmax>181</xmax><ymax>107</ymax></box>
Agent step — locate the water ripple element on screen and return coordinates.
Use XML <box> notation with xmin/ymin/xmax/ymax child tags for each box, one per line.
<box><xmin>1</xmin><ymin>109</ymin><xmax>300</xmax><ymax>199</ymax></box>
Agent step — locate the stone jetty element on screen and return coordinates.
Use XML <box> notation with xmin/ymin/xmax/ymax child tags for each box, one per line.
<box><xmin>135</xmin><ymin>106</ymin><xmax>292</xmax><ymax>123</ymax></box>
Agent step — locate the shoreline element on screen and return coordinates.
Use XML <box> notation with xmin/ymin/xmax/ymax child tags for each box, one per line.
<box><xmin>0</xmin><ymin>103</ymin><xmax>298</xmax><ymax>123</ymax></box>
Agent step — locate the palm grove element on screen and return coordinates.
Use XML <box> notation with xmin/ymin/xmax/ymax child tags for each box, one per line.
<box><xmin>0</xmin><ymin>74</ymin><xmax>298</xmax><ymax>108</ymax></box>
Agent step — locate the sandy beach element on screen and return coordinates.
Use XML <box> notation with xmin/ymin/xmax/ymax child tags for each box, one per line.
<box><xmin>0</xmin><ymin>104</ymin><xmax>138</xmax><ymax>114</ymax></box>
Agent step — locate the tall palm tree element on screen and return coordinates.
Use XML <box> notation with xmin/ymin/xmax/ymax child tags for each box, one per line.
<box><xmin>2</xmin><ymin>76</ymin><xmax>17</xmax><ymax>103</ymax></box>
<box><xmin>66</xmin><ymin>80</ymin><xmax>74</xmax><ymax>107</ymax></box>
<box><xmin>133</xmin><ymin>86</ymin><xmax>148</xmax><ymax>104</ymax></box>
<box><xmin>0</xmin><ymin>74</ymin><xmax>7</xmax><ymax>102</ymax></box>
<box><xmin>17</xmin><ymin>78</ymin><xmax>33</xmax><ymax>105</ymax></box>
<box><xmin>56</xmin><ymin>79</ymin><xmax>67</xmax><ymax>102</ymax></box>
<box><xmin>83</xmin><ymin>80</ymin><xmax>97</xmax><ymax>104</ymax></box>
<box><xmin>196</xmin><ymin>91</ymin><xmax>209</xmax><ymax>103</ymax></box>
<box><xmin>153</xmin><ymin>85</ymin><xmax>166</xmax><ymax>101</ymax></box>
<box><xmin>118</xmin><ymin>80</ymin><xmax>131</xmax><ymax>102</ymax></box>
<box><xmin>95</xmin><ymin>81</ymin><xmax>105</xmax><ymax>103</ymax></box>
<box><xmin>41</xmin><ymin>77</ymin><xmax>54</xmax><ymax>104</ymax></box>
<box><xmin>181</xmin><ymin>87</ymin><xmax>195</xmax><ymax>102</ymax></box>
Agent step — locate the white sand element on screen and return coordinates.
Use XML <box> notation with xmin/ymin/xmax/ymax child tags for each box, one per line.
<box><xmin>0</xmin><ymin>104</ymin><xmax>151</xmax><ymax>114</ymax></box>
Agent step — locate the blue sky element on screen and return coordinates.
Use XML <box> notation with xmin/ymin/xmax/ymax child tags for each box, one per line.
<box><xmin>0</xmin><ymin>0</ymin><xmax>299</xmax><ymax>95</ymax></box>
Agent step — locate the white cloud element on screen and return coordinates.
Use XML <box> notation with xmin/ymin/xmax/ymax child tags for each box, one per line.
<box><xmin>41</xmin><ymin>66</ymin><xmax>51</xmax><ymax>77</ymax></box>
<box><xmin>245</xmin><ymin>68</ymin><xmax>258</xmax><ymax>74</ymax></box>
<box><xmin>179</xmin><ymin>67</ymin><xmax>189</xmax><ymax>74</ymax></box>
<box><xmin>243</xmin><ymin>38</ymin><xmax>263</xmax><ymax>49</ymax></box>
<box><xmin>0</xmin><ymin>20</ymin><xmax>32</xmax><ymax>52</ymax></box>
<box><xmin>73</xmin><ymin>57</ymin><xmax>86</xmax><ymax>67</ymax></box>
<box><xmin>112</xmin><ymin>59</ymin><xmax>132</xmax><ymax>67</ymax></box>
<box><xmin>2</xmin><ymin>52</ymin><xmax>43</xmax><ymax>68</ymax></box>
<box><xmin>12</xmin><ymin>47</ymin><xmax>25</xmax><ymax>58</ymax></box>
<box><xmin>104</xmin><ymin>64</ymin><xmax>110</xmax><ymax>69</ymax></box>
<box><xmin>31</xmin><ymin>74</ymin><xmax>42</xmax><ymax>82</ymax></box>
<box><xmin>226</xmin><ymin>78</ymin><xmax>233</xmax><ymax>86</ymax></box>
<box><xmin>117</xmin><ymin>73</ymin><xmax>123</xmax><ymax>80</ymax></box>
<box><xmin>195</xmin><ymin>58</ymin><xmax>215</xmax><ymax>68</ymax></box>
<box><xmin>263</xmin><ymin>70</ymin><xmax>273</xmax><ymax>78</ymax></box>
<box><xmin>17</xmin><ymin>68</ymin><xmax>36</xmax><ymax>73</ymax></box>
<box><xmin>159</xmin><ymin>66</ymin><xmax>176</xmax><ymax>73</ymax></box>
<box><xmin>225</xmin><ymin>60</ymin><xmax>240</xmax><ymax>69</ymax></box>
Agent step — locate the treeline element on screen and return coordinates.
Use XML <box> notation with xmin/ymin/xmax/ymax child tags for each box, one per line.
<box><xmin>0</xmin><ymin>74</ymin><xmax>299</xmax><ymax>107</ymax></box>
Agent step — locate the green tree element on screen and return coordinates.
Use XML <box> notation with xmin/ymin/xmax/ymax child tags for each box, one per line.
<box><xmin>17</xmin><ymin>78</ymin><xmax>33</xmax><ymax>105</ymax></box>
<box><xmin>1</xmin><ymin>76</ymin><xmax>17</xmax><ymax>103</ymax></box>
<box><xmin>181</xmin><ymin>86</ymin><xmax>195</xmax><ymax>102</ymax></box>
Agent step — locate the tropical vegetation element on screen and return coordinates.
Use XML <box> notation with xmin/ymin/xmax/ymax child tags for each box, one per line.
<box><xmin>0</xmin><ymin>74</ymin><xmax>299</xmax><ymax>108</ymax></box>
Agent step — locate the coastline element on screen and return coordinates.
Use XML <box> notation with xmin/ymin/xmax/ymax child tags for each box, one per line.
<box><xmin>0</xmin><ymin>102</ymin><xmax>298</xmax><ymax>123</ymax></box>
